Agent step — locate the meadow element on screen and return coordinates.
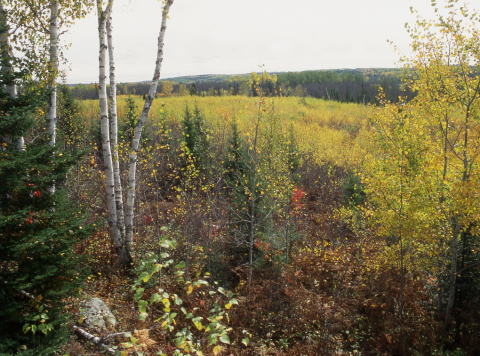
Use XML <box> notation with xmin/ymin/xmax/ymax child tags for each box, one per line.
<box><xmin>59</xmin><ymin>93</ymin><xmax>480</xmax><ymax>355</ymax></box>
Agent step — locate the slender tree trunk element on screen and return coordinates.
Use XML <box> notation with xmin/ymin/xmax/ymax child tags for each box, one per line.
<box><xmin>445</xmin><ymin>109</ymin><xmax>470</xmax><ymax>330</ymax></box>
<box><xmin>124</xmin><ymin>0</ymin><xmax>173</xmax><ymax>258</ymax></box>
<box><xmin>445</xmin><ymin>221</ymin><xmax>460</xmax><ymax>329</ymax></box>
<box><xmin>46</xmin><ymin>0</ymin><xmax>59</xmax><ymax>194</ymax></box>
<box><xmin>47</xmin><ymin>0</ymin><xmax>58</xmax><ymax>148</ymax></box>
<box><xmin>0</xmin><ymin>3</ymin><xmax>23</xmax><ymax>151</ymax></box>
<box><xmin>97</xmin><ymin>0</ymin><xmax>123</xmax><ymax>261</ymax></box>
<box><xmin>437</xmin><ymin>252</ymin><xmax>444</xmax><ymax>320</ymax></box>
<box><xmin>106</xmin><ymin>7</ymin><xmax>127</xmax><ymax>249</ymax></box>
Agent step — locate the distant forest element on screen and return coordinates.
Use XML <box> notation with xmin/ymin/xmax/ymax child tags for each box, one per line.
<box><xmin>70</xmin><ymin>68</ymin><xmax>412</xmax><ymax>104</ymax></box>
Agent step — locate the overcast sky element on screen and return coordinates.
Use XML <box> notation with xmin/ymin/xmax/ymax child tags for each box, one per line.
<box><xmin>62</xmin><ymin>0</ymin><xmax>439</xmax><ymax>84</ymax></box>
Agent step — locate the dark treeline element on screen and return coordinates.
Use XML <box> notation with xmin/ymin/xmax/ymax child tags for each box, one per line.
<box><xmin>70</xmin><ymin>68</ymin><xmax>412</xmax><ymax>104</ymax></box>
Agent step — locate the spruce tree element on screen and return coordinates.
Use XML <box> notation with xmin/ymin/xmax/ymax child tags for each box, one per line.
<box><xmin>0</xmin><ymin>60</ymin><xmax>90</xmax><ymax>355</ymax></box>
<box><xmin>182</xmin><ymin>104</ymin><xmax>209</xmax><ymax>174</ymax></box>
<box><xmin>121</xmin><ymin>96</ymin><xmax>138</xmax><ymax>143</ymax></box>
<box><xmin>57</xmin><ymin>83</ymin><xmax>82</xmax><ymax>151</ymax></box>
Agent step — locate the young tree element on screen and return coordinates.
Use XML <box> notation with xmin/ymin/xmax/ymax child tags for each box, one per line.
<box><xmin>2</xmin><ymin>0</ymin><xmax>93</xmax><ymax>195</ymax></box>
<box><xmin>96</xmin><ymin>0</ymin><xmax>124</xmax><ymax>261</ymax></box>
<box><xmin>124</xmin><ymin>0</ymin><xmax>174</xmax><ymax>260</ymax></box>
<box><xmin>363</xmin><ymin>1</ymin><xmax>480</xmax><ymax>330</ymax></box>
<box><xmin>160</xmin><ymin>80</ymin><xmax>174</xmax><ymax>97</ymax></box>
<box><xmin>0</xmin><ymin>2</ymin><xmax>22</xmax><ymax>151</ymax></box>
<box><xmin>0</xmin><ymin>55</ymin><xmax>89</xmax><ymax>355</ymax></box>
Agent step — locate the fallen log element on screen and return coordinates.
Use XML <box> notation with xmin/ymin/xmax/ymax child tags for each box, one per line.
<box><xmin>72</xmin><ymin>325</ymin><xmax>116</xmax><ymax>355</ymax></box>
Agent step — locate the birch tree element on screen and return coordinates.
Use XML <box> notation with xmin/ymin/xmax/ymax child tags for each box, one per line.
<box><xmin>46</xmin><ymin>0</ymin><xmax>59</xmax><ymax>194</ymax></box>
<box><xmin>106</xmin><ymin>5</ymin><xmax>126</xmax><ymax>243</ymax></box>
<box><xmin>124</xmin><ymin>0</ymin><xmax>174</xmax><ymax>258</ymax></box>
<box><xmin>94</xmin><ymin>0</ymin><xmax>173</xmax><ymax>265</ymax></box>
<box><xmin>96</xmin><ymin>0</ymin><xmax>124</xmax><ymax>261</ymax></box>
<box><xmin>2</xmin><ymin>0</ymin><xmax>91</xmax><ymax>152</ymax></box>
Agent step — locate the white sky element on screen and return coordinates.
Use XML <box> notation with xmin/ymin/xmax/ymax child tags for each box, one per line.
<box><xmin>62</xmin><ymin>0</ymin><xmax>438</xmax><ymax>84</ymax></box>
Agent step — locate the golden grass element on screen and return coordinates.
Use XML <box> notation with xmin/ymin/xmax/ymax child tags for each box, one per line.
<box><xmin>81</xmin><ymin>95</ymin><xmax>370</xmax><ymax>167</ymax></box>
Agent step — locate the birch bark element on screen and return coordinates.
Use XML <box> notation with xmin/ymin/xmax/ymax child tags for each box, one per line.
<box><xmin>47</xmin><ymin>0</ymin><xmax>58</xmax><ymax>149</ymax></box>
<box><xmin>46</xmin><ymin>0</ymin><xmax>59</xmax><ymax>194</ymax></box>
<box><xmin>97</xmin><ymin>0</ymin><xmax>123</xmax><ymax>260</ymax></box>
<box><xmin>106</xmin><ymin>7</ymin><xmax>127</xmax><ymax>255</ymax></box>
<box><xmin>124</xmin><ymin>0</ymin><xmax>174</xmax><ymax>257</ymax></box>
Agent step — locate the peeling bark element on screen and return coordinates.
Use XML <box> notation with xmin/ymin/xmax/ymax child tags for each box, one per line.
<box><xmin>46</xmin><ymin>0</ymin><xmax>59</xmax><ymax>195</ymax></box>
<box><xmin>72</xmin><ymin>326</ymin><xmax>116</xmax><ymax>354</ymax></box>
<box><xmin>97</xmin><ymin>0</ymin><xmax>123</xmax><ymax>260</ymax></box>
<box><xmin>106</xmin><ymin>5</ymin><xmax>127</xmax><ymax>261</ymax></box>
<box><xmin>124</xmin><ymin>0</ymin><xmax>174</xmax><ymax>257</ymax></box>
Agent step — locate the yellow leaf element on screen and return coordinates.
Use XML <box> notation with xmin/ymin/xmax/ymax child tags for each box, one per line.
<box><xmin>224</xmin><ymin>303</ymin><xmax>232</xmax><ymax>310</ymax></box>
<box><xmin>213</xmin><ymin>345</ymin><xmax>222</xmax><ymax>355</ymax></box>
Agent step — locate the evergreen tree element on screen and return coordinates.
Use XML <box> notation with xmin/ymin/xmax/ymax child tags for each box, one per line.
<box><xmin>57</xmin><ymin>83</ymin><xmax>82</xmax><ymax>151</ymax></box>
<box><xmin>182</xmin><ymin>104</ymin><xmax>209</xmax><ymax>174</ymax></box>
<box><xmin>0</xmin><ymin>62</ymin><xmax>90</xmax><ymax>355</ymax></box>
<box><xmin>223</xmin><ymin>121</ymin><xmax>264</xmax><ymax>248</ymax></box>
<box><xmin>223</xmin><ymin>120</ymin><xmax>246</xmax><ymax>188</ymax></box>
<box><xmin>189</xmin><ymin>83</ymin><xmax>197</xmax><ymax>96</ymax></box>
<box><xmin>231</xmin><ymin>83</ymin><xmax>239</xmax><ymax>96</ymax></box>
<box><xmin>121</xmin><ymin>96</ymin><xmax>138</xmax><ymax>143</ymax></box>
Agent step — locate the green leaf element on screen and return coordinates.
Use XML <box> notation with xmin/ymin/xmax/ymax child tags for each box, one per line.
<box><xmin>192</xmin><ymin>316</ymin><xmax>203</xmax><ymax>330</ymax></box>
<box><xmin>151</xmin><ymin>264</ymin><xmax>161</xmax><ymax>274</ymax></box>
<box><xmin>217</xmin><ymin>287</ymin><xmax>226</xmax><ymax>295</ymax></box>
<box><xmin>142</xmin><ymin>272</ymin><xmax>152</xmax><ymax>283</ymax></box>
<box><xmin>139</xmin><ymin>312</ymin><xmax>148</xmax><ymax>321</ymax></box>
<box><xmin>229</xmin><ymin>298</ymin><xmax>239</xmax><ymax>305</ymax></box>
<box><xmin>219</xmin><ymin>334</ymin><xmax>230</xmax><ymax>344</ymax></box>
<box><xmin>138</xmin><ymin>300</ymin><xmax>148</xmax><ymax>314</ymax></box>
<box><xmin>241</xmin><ymin>338</ymin><xmax>250</xmax><ymax>346</ymax></box>
<box><xmin>134</xmin><ymin>288</ymin><xmax>145</xmax><ymax>301</ymax></box>
<box><xmin>150</xmin><ymin>293</ymin><xmax>161</xmax><ymax>304</ymax></box>
<box><xmin>175</xmin><ymin>261</ymin><xmax>186</xmax><ymax>269</ymax></box>
<box><xmin>23</xmin><ymin>324</ymin><xmax>31</xmax><ymax>334</ymax></box>
<box><xmin>159</xmin><ymin>241</ymin><xmax>170</xmax><ymax>248</ymax></box>
<box><xmin>227</xmin><ymin>291</ymin><xmax>234</xmax><ymax>298</ymax></box>
<box><xmin>174</xmin><ymin>296</ymin><xmax>183</xmax><ymax>305</ymax></box>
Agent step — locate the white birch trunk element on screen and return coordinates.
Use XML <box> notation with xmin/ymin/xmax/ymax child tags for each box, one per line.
<box><xmin>106</xmin><ymin>8</ymin><xmax>127</xmax><ymax>256</ymax></box>
<box><xmin>46</xmin><ymin>0</ymin><xmax>59</xmax><ymax>195</ymax></box>
<box><xmin>47</xmin><ymin>0</ymin><xmax>58</xmax><ymax>148</ymax></box>
<box><xmin>124</xmin><ymin>0</ymin><xmax>174</xmax><ymax>256</ymax></box>
<box><xmin>97</xmin><ymin>0</ymin><xmax>123</xmax><ymax>260</ymax></box>
<box><xmin>0</xmin><ymin>2</ymin><xmax>23</xmax><ymax>151</ymax></box>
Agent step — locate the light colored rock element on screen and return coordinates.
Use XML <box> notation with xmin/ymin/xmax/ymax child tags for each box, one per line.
<box><xmin>79</xmin><ymin>297</ymin><xmax>117</xmax><ymax>329</ymax></box>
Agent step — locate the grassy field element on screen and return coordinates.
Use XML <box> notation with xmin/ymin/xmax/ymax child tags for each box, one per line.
<box><xmin>80</xmin><ymin>95</ymin><xmax>370</xmax><ymax>168</ymax></box>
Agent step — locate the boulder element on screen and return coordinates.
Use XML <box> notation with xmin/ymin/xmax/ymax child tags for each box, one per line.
<box><xmin>79</xmin><ymin>297</ymin><xmax>117</xmax><ymax>329</ymax></box>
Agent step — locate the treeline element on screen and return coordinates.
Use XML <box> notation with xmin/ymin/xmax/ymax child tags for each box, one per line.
<box><xmin>70</xmin><ymin>68</ymin><xmax>410</xmax><ymax>104</ymax></box>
